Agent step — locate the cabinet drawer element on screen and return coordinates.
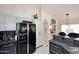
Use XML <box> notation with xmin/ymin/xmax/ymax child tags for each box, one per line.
<box><xmin>74</xmin><ymin>40</ymin><xmax>79</xmax><ymax>47</ymax></box>
<box><xmin>49</xmin><ymin>49</ymin><xmax>63</xmax><ymax>54</ymax></box>
<box><xmin>49</xmin><ymin>42</ymin><xmax>63</xmax><ymax>54</ymax></box>
<box><xmin>49</xmin><ymin>42</ymin><xmax>62</xmax><ymax>49</ymax></box>
<box><xmin>49</xmin><ymin>42</ymin><xmax>70</xmax><ymax>54</ymax></box>
<box><xmin>0</xmin><ymin>44</ymin><xmax>16</xmax><ymax>54</ymax></box>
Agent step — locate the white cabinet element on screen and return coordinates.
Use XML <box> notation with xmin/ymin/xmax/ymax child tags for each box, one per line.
<box><xmin>0</xmin><ymin>14</ymin><xmax>5</xmax><ymax>31</ymax></box>
<box><xmin>0</xmin><ymin>14</ymin><xmax>28</xmax><ymax>31</ymax></box>
<box><xmin>4</xmin><ymin>15</ymin><xmax>17</xmax><ymax>30</ymax></box>
<box><xmin>34</xmin><ymin>20</ymin><xmax>43</xmax><ymax>47</ymax></box>
<box><xmin>0</xmin><ymin>14</ymin><xmax>17</xmax><ymax>31</ymax></box>
<box><xmin>16</xmin><ymin>17</ymin><xmax>27</xmax><ymax>22</ymax></box>
<box><xmin>0</xmin><ymin>15</ymin><xmax>3</xmax><ymax>30</ymax></box>
<box><xmin>16</xmin><ymin>17</ymin><xmax>22</xmax><ymax>22</ymax></box>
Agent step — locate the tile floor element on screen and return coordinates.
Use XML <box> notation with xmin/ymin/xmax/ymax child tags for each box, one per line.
<box><xmin>34</xmin><ymin>45</ymin><xmax>49</xmax><ymax>54</ymax></box>
<box><xmin>34</xmin><ymin>44</ymin><xmax>79</xmax><ymax>54</ymax></box>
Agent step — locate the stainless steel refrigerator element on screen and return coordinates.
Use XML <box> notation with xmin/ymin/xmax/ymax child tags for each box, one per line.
<box><xmin>16</xmin><ymin>22</ymin><xmax>36</xmax><ymax>54</ymax></box>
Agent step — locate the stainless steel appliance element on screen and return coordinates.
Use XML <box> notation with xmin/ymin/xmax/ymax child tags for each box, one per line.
<box><xmin>16</xmin><ymin>22</ymin><xmax>36</xmax><ymax>54</ymax></box>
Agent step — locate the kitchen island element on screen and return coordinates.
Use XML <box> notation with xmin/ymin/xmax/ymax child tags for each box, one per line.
<box><xmin>49</xmin><ymin>35</ymin><xmax>79</xmax><ymax>54</ymax></box>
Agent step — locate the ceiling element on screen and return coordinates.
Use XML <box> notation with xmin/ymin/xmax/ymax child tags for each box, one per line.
<box><xmin>0</xmin><ymin>4</ymin><xmax>79</xmax><ymax>20</ymax></box>
<box><xmin>41</xmin><ymin>4</ymin><xmax>79</xmax><ymax>20</ymax></box>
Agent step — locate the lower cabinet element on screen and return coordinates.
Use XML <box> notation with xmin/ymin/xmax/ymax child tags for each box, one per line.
<box><xmin>74</xmin><ymin>40</ymin><xmax>79</xmax><ymax>47</ymax></box>
<box><xmin>0</xmin><ymin>43</ymin><xmax>16</xmax><ymax>54</ymax></box>
<box><xmin>49</xmin><ymin>42</ymin><xmax>70</xmax><ymax>54</ymax></box>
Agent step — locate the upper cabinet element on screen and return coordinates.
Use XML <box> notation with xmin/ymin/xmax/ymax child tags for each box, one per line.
<box><xmin>0</xmin><ymin>14</ymin><xmax>17</xmax><ymax>31</ymax></box>
<box><xmin>0</xmin><ymin>14</ymin><xmax>5</xmax><ymax>31</ymax></box>
<box><xmin>0</xmin><ymin>14</ymin><xmax>28</xmax><ymax>31</ymax></box>
<box><xmin>16</xmin><ymin>17</ymin><xmax>27</xmax><ymax>23</ymax></box>
<box><xmin>4</xmin><ymin>15</ymin><xmax>17</xmax><ymax>30</ymax></box>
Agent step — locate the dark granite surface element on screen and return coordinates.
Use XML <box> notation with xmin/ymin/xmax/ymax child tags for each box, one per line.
<box><xmin>49</xmin><ymin>35</ymin><xmax>79</xmax><ymax>54</ymax></box>
<box><xmin>49</xmin><ymin>39</ymin><xmax>73</xmax><ymax>50</ymax></box>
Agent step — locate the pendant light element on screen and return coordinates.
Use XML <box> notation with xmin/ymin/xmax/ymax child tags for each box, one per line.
<box><xmin>65</xmin><ymin>13</ymin><xmax>70</xmax><ymax>34</ymax></box>
<box><xmin>66</xmin><ymin>13</ymin><xmax>69</xmax><ymax>27</ymax></box>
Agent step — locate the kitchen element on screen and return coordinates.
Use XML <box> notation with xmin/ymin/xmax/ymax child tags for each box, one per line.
<box><xmin>0</xmin><ymin>4</ymin><xmax>79</xmax><ymax>54</ymax></box>
<box><xmin>0</xmin><ymin>4</ymin><xmax>52</xmax><ymax>54</ymax></box>
<box><xmin>0</xmin><ymin>13</ymin><xmax>36</xmax><ymax>54</ymax></box>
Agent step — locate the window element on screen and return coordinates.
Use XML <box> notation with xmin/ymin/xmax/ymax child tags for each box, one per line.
<box><xmin>61</xmin><ymin>24</ymin><xmax>79</xmax><ymax>34</ymax></box>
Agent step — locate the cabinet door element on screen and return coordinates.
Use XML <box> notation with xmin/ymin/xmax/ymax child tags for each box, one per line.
<box><xmin>35</xmin><ymin>20</ymin><xmax>44</xmax><ymax>47</ymax></box>
<box><xmin>0</xmin><ymin>14</ymin><xmax>5</xmax><ymax>31</ymax></box>
<box><xmin>4</xmin><ymin>15</ymin><xmax>17</xmax><ymax>30</ymax></box>
<box><xmin>16</xmin><ymin>17</ymin><xmax>27</xmax><ymax>22</ymax></box>
<box><xmin>16</xmin><ymin>17</ymin><xmax>22</xmax><ymax>22</ymax></box>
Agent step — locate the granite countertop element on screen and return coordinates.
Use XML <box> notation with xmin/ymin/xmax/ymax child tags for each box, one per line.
<box><xmin>50</xmin><ymin>39</ymin><xmax>73</xmax><ymax>48</ymax></box>
<box><xmin>49</xmin><ymin>39</ymin><xmax>79</xmax><ymax>54</ymax></box>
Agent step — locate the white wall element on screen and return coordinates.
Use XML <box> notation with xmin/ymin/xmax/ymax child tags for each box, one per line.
<box><xmin>41</xmin><ymin>7</ymin><xmax>54</xmax><ymax>46</ymax></box>
<box><xmin>0</xmin><ymin>4</ymin><xmax>40</xmax><ymax>20</ymax></box>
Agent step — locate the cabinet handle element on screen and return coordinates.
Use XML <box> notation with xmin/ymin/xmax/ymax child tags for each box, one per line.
<box><xmin>3</xmin><ymin>44</ymin><xmax>14</xmax><ymax>47</ymax></box>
